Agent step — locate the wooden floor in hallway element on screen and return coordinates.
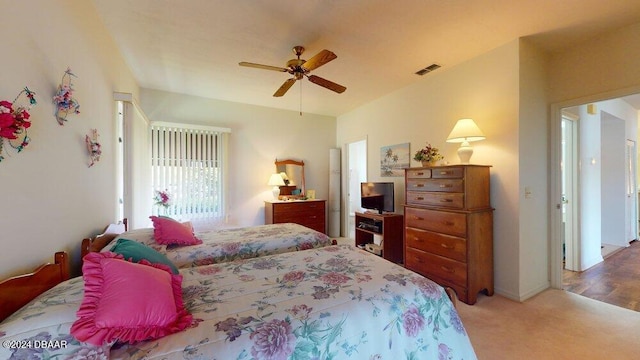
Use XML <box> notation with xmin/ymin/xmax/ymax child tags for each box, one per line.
<box><xmin>563</xmin><ymin>240</ymin><xmax>640</xmax><ymax>312</ymax></box>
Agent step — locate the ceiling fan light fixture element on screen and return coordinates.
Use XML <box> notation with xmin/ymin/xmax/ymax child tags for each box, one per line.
<box><xmin>239</xmin><ymin>45</ymin><xmax>346</xmax><ymax>98</ymax></box>
<box><xmin>415</xmin><ymin>63</ymin><xmax>442</xmax><ymax>76</ymax></box>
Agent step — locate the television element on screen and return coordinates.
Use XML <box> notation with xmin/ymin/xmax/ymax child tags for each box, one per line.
<box><xmin>360</xmin><ymin>182</ymin><xmax>395</xmax><ymax>214</ymax></box>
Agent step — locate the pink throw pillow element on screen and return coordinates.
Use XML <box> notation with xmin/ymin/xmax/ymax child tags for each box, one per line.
<box><xmin>150</xmin><ymin>216</ymin><xmax>202</xmax><ymax>246</ymax></box>
<box><xmin>71</xmin><ymin>252</ymin><xmax>192</xmax><ymax>346</ymax></box>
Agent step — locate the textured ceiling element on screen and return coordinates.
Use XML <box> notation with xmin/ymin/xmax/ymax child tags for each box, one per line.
<box><xmin>91</xmin><ymin>0</ymin><xmax>640</xmax><ymax>116</ymax></box>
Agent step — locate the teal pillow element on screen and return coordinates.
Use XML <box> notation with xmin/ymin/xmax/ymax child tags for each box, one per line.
<box><xmin>110</xmin><ymin>238</ymin><xmax>179</xmax><ymax>274</ymax></box>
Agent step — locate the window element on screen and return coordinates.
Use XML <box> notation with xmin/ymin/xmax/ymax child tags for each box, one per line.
<box><xmin>150</xmin><ymin>122</ymin><xmax>230</xmax><ymax>223</ymax></box>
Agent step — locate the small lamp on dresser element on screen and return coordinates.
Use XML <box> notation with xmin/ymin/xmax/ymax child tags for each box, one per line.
<box><xmin>268</xmin><ymin>173</ymin><xmax>285</xmax><ymax>199</ymax></box>
<box><xmin>446</xmin><ymin>118</ymin><xmax>486</xmax><ymax>164</ymax></box>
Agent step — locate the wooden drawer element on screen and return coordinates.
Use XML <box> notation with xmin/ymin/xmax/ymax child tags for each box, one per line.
<box><xmin>406</xmin><ymin>179</ymin><xmax>463</xmax><ymax>193</ymax></box>
<box><xmin>406</xmin><ymin>191</ymin><xmax>464</xmax><ymax>209</ymax></box>
<box><xmin>273</xmin><ymin>202</ymin><xmax>324</xmax><ymax>215</ymax></box>
<box><xmin>298</xmin><ymin>220</ymin><xmax>325</xmax><ymax>233</ymax></box>
<box><xmin>405</xmin><ymin>247</ymin><xmax>467</xmax><ymax>287</ymax></box>
<box><xmin>405</xmin><ymin>227</ymin><xmax>467</xmax><ymax>262</ymax></box>
<box><xmin>431</xmin><ymin>166</ymin><xmax>464</xmax><ymax>179</ymax></box>
<box><xmin>424</xmin><ymin>273</ymin><xmax>468</xmax><ymax>304</ymax></box>
<box><xmin>405</xmin><ymin>207</ymin><xmax>467</xmax><ymax>237</ymax></box>
<box><xmin>406</xmin><ymin>168</ymin><xmax>432</xmax><ymax>179</ymax></box>
<box><xmin>276</xmin><ymin>211</ymin><xmax>323</xmax><ymax>223</ymax></box>
<box><xmin>266</xmin><ymin>200</ymin><xmax>327</xmax><ymax>234</ymax></box>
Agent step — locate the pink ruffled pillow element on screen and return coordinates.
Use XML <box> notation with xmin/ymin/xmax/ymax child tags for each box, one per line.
<box><xmin>71</xmin><ymin>252</ymin><xmax>192</xmax><ymax>346</ymax></box>
<box><xmin>150</xmin><ymin>216</ymin><xmax>202</xmax><ymax>246</ymax></box>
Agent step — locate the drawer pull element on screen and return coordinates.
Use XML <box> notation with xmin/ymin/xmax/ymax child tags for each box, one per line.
<box><xmin>439</xmin><ymin>184</ymin><xmax>453</xmax><ymax>188</ymax></box>
<box><xmin>414</xmin><ymin>216</ymin><xmax>424</xmax><ymax>221</ymax></box>
<box><xmin>443</xmin><ymin>221</ymin><xmax>455</xmax><ymax>226</ymax></box>
<box><xmin>439</xmin><ymin>171</ymin><xmax>451</xmax><ymax>175</ymax></box>
<box><xmin>440</xmin><ymin>198</ymin><xmax>453</xmax><ymax>203</ymax></box>
<box><xmin>416</xmin><ymin>183</ymin><xmax>425</xmax><ymax>188</ymax></box>
<box><xmin>416</xmin><ymin>197</ymin><xmax>424</xmax><ymax>200</ymax></box>
<box><xmin>416</xmin><ymin>172</ymin><xmax>425</xmax><ymax>176</ymax></box>
<box><xmin>440</xmin><ymin>266</ymin><xmax>454</xmax><ymax>273</ymax></box>
<box><xmin>414</xmin><ymin>257</ymin><xmax>424</xmax><ymax>264</ymax></box>
<box><xmin>413</xmin><ymin>237</ymin><xmax>423</xmax><ymax>242</ymax></box>
<box><xmin>440</xmin><ymin>243</ymin><xmax>451</xmax><ymax>249</ymax></box>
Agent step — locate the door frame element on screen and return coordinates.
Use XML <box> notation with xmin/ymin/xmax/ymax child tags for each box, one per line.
<box><xmin>550</xmin><ymin>85</ymin><xmax>640</xmax><ymax>289</ymax></box>
<box><xmin>343</xmin><ymin>137</ymin><xmax>367</xmax><ymax>239</ymax></box>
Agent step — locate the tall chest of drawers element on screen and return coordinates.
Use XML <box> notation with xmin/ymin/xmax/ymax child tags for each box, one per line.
<box><xmin>404</xmin><ymin>165</ymin><xmax>493</xmax><ymax>305</ymax></box>
<box><xmin>264</xmin><ymin>199</ymin><xmax>326</xmax><ymax>234</ymax></box>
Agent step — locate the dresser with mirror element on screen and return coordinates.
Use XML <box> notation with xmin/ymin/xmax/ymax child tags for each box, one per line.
<box><xmin>265</xmin><ymin>158</ymin><xmax>326</xmax><ymax>233</ymax></box>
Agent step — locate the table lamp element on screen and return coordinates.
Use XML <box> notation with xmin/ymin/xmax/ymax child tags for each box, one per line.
<box><xmin>268</xmin><ymin>173</ymin><xmax>286</xmax><ymax>199</ymax></box>
<box><xmin>446</xmin><ymin>118</ymin><xmax>485</xmax><ymax>164</ymax></box>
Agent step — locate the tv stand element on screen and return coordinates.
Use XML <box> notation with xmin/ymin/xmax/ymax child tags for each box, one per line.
<box><xmin>355</xmin><ymin>212</ymin><xmax>404</xmax><ymax>264</ymax></box>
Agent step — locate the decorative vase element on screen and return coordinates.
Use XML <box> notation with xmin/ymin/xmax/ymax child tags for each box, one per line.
<box><xmin>421</xmin><ymin>160</ymin><xmax>437</xmax><ymax>167</ymax></box>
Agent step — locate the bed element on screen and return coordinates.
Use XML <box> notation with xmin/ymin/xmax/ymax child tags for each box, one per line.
<box><xmin>82</xmin><ymin>220</ymin><xmax>334</xmax><ymax>268</ymax></box>
<box><xmin>0</xmin><ymin>245</ymin><xmax>477</xmax><ymax>359</ymax></box>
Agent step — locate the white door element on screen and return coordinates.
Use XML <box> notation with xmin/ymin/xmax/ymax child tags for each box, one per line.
<box><xmin>562</xmin><ymin>116</ymin><xmax>579</xmax><ymax>271</ymax></box>
<box><xmin>328</xmin><ymin>148</ymin><xmax>341</xmax><ymax>237</ymax></box>
<box><xmin>625</xmin><ymin>140</ymin><xmax>638</xmax><ymax>241</ymax></box>
<box><xmin>345</xmin><ymin>139</ymin><xmax>367</xmax><ymax>239</ymax></box>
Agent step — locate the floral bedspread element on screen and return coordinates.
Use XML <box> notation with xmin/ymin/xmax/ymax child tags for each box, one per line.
<box><xmin>0</xmin><ymin>245</ymin><xmax>476</xmax><ymax>359</ymax></box>
<box><xmin>112</xmin><ymin>222</ymin><xmax>333</xmax><ymax>268</ymax></box>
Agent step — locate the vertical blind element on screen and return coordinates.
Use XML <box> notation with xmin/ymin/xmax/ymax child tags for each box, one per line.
<box><xmin>150</xmin><ymin>122</ymin><xmax>229</xmax><ymax>222</ymax></box>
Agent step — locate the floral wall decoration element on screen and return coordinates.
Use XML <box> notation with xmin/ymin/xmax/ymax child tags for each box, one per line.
<box><xmin>0</xmin><ymin>87</ymin><xmax>37</xmax><ymax>163</ymax></box>
<box><xmin>53</xmin><ymin>67</ymin><xmax>80</xmax><ymax>125</ymax></box>
<box><xmin>85</xmin><ymin>128</ymin><xmax>102</xmax><ymax>167</ymax></box>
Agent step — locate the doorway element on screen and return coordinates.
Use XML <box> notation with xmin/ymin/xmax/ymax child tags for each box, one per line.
<box><xmin>345</xmin><ymin>138</ymin><xmax>367</xmax><ymax>239</ymax></box>
<box><xmin>551</xmin><ymin>94</ymin><xmax>640</xmax><ymax>302</ymax></box>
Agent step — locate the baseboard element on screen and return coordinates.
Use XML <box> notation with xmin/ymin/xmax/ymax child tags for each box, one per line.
<box><xmin>493</xmin><ymin>282</ymin><xmax>550</xmax><ymax>302</ymax></box>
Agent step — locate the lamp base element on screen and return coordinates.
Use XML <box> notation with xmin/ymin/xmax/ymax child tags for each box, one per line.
<box><xmin>272</xmin><ymin>186</ymin><xmax>281</xmax><ymax>200</ymax></box>
<box><xmin>457</xmin><ymin>141</ymin><xmax>474</xmax><ymax>164</ymax></box>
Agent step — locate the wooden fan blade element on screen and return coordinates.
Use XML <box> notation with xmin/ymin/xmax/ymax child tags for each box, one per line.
<box><xmin>301</xmin><ymin>50</ymin><xmax>337</xmax><ymax>72</ymax></box>
<box><xmin>307</xmin><ymin>75</ymin><xmax>346</xmax><ymax>94</ymax></box>
<box><xmin>274</xmin><ymin>78</ymin><xmax>297</xmax><ymax>97</ymax></box>
<box><xmin>239</xmin><ymin>62</ymin><xmax>288</xmax><ymax>72</ymax></box>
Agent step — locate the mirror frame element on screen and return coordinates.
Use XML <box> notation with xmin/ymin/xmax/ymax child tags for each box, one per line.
<box><xmin>275</xmin><ymin>159</ymin><xmax>305</xmax><ymax>198</ymax></box>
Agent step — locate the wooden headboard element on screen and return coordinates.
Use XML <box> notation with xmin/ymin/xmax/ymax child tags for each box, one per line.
<box><xmin>80</xmin><ymin>218</ymin><xmax>128</xmax><ymax>260</ymax></box>
<box><xmin>0</xmin><ymin>251</ymin><xmax>70</xmax><ymax>322</ymax></box>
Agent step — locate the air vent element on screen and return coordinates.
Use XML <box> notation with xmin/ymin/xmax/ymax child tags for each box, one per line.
<box><xmin>415</xmin><ymin>63</ymin><xmax>441</xmax><ymax>76</ymax></box>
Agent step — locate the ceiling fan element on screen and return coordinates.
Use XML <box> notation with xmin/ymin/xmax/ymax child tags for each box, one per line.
<box><xmin>239</xmin><ymin>46</ymin><xmax>346</xmax><ymax>97</ymax></box>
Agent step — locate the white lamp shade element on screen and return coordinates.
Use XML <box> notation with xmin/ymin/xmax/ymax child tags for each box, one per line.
<box><xmin>268</xmin><ymin>173</ymin><xmax>286</xmax><ymax>186</ymax></box>
<box><xmin>446</xmin><ymin>118</ymin><xmax>486</xmax><ymax>143</ymax></box>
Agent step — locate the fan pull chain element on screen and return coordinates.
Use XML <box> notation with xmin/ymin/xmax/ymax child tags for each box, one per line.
<box><xmin>299</xmin><ymin>81</ymin><xmax>303</xmax><ymax>116</ymax></box>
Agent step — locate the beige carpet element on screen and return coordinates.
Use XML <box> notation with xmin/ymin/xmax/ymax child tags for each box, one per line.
<box><xmin>457</xmin><ymin>289</ymin><xmax>640</xmax><ymax>359</ymax></box>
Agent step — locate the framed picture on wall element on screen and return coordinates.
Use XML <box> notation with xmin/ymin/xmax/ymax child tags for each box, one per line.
<box><xmin>380</xmin><ymin>142</ymin><xmax>410</xmax><ymax>177</ymax></box>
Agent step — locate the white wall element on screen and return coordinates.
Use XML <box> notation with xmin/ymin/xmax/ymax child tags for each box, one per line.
<box><xmin>0</xmin><ymin>1</ymin><xmax>139</xmax><ymax>278</ymax></box>
<box><xmin>548</xmin><ymin>23</ymin><xmax>640</xmax><ymax>104</ymax></box>
<box><xmin>517</xmin><ymin>39</ymin><xmax>551</xmax><ymax>299</ymax></box>
<box><xmin>139</xmin><ymin>89</ymin><xmax>336</xmax><ymax>227</ymax></box>
<box><xmin>578</xmin><ymin>104</ymin><xmax>603</xmax><ymax>269</ymax></box>
<box><xmin>601</xmin><ymin>113</ymin><xmax>626</xmax><ymax>247</ymax></box>
<box><xmin>337</xmin><ymin>40</ymin><xmax>526</xmax><ymax>299</ymax></box>
<box><xmin>577</xmin><ymin>99</ymin><xmax>637</xmax><ymax>270</ymax></box>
